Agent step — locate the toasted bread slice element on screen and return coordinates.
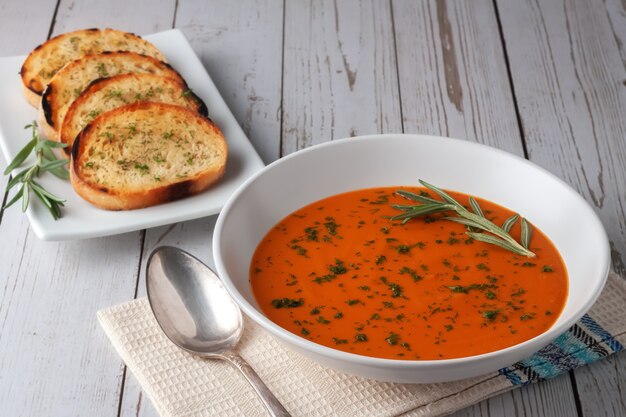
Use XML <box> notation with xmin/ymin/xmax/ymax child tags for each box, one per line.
<box><xmin>60</xmin><ymin>73</ymin><xmax>207</xmax><ymax>154</ymax></box>
<box><xmin>21</xmin><ymin>28</ymin><xmax>165</xmax><ymax>106</ymax></box>
<box><xmin>39</xmin><ymin>51</ymin><xmax>183</xmax><ymax>141</ymax></box>
<box><xmin>70</xmin><ymin>102</ymin><xmax>227</xmax><ymax>210</ymax></box>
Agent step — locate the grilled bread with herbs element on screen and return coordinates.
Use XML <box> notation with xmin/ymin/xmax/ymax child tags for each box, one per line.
<box><xmin>39</xmin><ymin>51</ymin><xmax>182</xmax><ymax>141</ymax></box>
<box><xmin>70</xmin><ymin>102</ymin><xmax>227</xmax><ymax>210</ymax></box>
<box><xmin>21</xmin><ymin>28</ymin><xmax>165</xmax><ymax>107</ymax></box>
<box><xmin>60</xmin><ymin>73</ymin><xmax>207</xmax><ymax>154</ymax></box>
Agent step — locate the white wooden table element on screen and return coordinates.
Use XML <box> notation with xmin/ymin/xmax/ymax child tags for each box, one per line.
<box><xmin>0</xmin><ymin>1</ymin><xmax>624</xmax><ymax>416</ymax></box>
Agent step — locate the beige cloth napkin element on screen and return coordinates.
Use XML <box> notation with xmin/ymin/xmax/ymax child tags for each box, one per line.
<box><xmin>98</xmin><ymin>271</ymin><xmax>626</xmax><ymax>417</ymax></box>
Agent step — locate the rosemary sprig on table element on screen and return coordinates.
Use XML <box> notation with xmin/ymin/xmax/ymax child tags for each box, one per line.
<box><xmin>3</xmin><ymin>122</ymin><xmax>69</xmax><ymax>220</ymax></box>
<box><xmin>390</xmin><ymin>180</ymin><xmax>536</xmax><ymax>258</ymax></box>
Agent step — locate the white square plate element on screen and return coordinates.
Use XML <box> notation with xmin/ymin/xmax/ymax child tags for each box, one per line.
<box><xmin>0</xmin><ymin>29</ymin><xmax>264</xmax><ymax>241</ymax></box>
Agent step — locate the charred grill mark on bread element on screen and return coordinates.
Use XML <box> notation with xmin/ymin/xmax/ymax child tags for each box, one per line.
<box><xmin>189</xmin><ymin>89</ymin><xmax>208</xmax><ymax>117</ymax></box>
<box><xmin>21</xmin><ymin>28</ymin><xmax>165</xmax><ymax>104</ymax></box>
<box><xmin>71</xmin><ymin>121</ymin><xmax>93</xmax><ymax>161</ymax></box>
<box><xmin>41</xmin><ymin>86</ymin><xmax>55</xmax><ymax>127</ymax></box>
<box><xmin>166</xmin><ymin>180</ymin><xmax>193</xmax><ymax>201</ymax></box>
<box><xmin>40</xmin><ymin>51</ymin><xmax>184</xmax><ymax>141</ymax></box>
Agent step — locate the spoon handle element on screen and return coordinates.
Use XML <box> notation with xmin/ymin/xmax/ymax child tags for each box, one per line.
<box><xmin>223</xmin><ymin>351</ymin><xmax>292</xmax><ymax>417</ymax></box>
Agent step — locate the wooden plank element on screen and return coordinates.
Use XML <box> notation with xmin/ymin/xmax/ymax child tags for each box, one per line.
<box><xmin>497</xmin><ymin>0</ymin><xmax>626</xmax><ymax>415</ymax></box>
<box><xmin>0</xmin><ymin>214</ymin><xmax>143</xmax><ymax>416</ymax></box>
<box><xmin>602</xmin><ymin>0</ymin><xmax>626</xmax><ymax>67</ymax></box>
<box><xmin>52</xmin><ymin>0</ymin><xmax>175</xmax><ymax>34</ymax></box>
<box><xmin>392</xmin><ymin>1</ymin><xmax>579</xmax><ymax>416</ymax></box>
<box><xmin>173</xmin><ymin>0</ymin><xmax>284</xmax><ymax>164</ymax></box>
<box><xmin>496</xmin><ymin>0</ymin><xmax>626</xmax><ymax>276</ymax></box>
<box><xmin>507</xmin><ymin>374</ymin><xmax>579</xmax><ymax>415</ymax></box>
<box><xmin>393</xmin><ymin>0</ymin><xmax>522</xmax><ymax>151</ymax></box>
<box><xmin>574</xmin><ymin>355</ymin><xmax>626</xmax><ymax>417</ymax></box>
<box><xmin>281</xmin><ymin>0</ymin><xmax>402</xmax><ymax>154</ymax></box>
<box><xmin>0</xmin><ymin>0</ymin><xmax>58</xmax><ymax>57</ymax></box>
<box><xmin>449</xmin><ymin>374</ymin><xmax>579</xmax><ymax>417</ymax></box>
<box><xmin>0</xmin><ymin>1</ymin><xmax>174</xmax><ymax>416</ymax></box>
<box><xmin>118</xmin><ymin>1</ymin><xmax>284</xmax><ymax>415</ymax></box>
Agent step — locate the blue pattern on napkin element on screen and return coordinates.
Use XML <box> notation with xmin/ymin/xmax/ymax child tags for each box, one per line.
<box><xmin>499</xmin><ymin>314</ymin><xmax>624</xmax><ymax>386</ymax></box>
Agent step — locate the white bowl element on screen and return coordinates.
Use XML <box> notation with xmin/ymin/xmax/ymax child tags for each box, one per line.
<box><xmin>213</xmin><ymin>134</ymin><xmax>610</xmax><ymax>383</ymax></box>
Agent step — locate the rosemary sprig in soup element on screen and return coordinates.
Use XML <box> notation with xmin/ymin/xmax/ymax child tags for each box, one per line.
<box><xmin>390</xmin><ymin>180</ymin><xmax>535</xmax><ymax>258</ymax></box>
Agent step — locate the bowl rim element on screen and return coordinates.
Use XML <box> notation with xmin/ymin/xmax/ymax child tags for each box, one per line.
<box><xmin>213</xmin><ymin>133</ymin><xmax>611</xmax><ymax>368</ymax></box>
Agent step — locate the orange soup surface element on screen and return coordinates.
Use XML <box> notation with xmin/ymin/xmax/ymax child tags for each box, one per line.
<box><xmin>250</xmin><ymin>187</ymin><xmax>568</xmax><ymax>360</ymax></box>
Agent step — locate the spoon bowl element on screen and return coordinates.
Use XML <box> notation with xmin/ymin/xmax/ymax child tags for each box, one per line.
<box><xmin>146</xmin><ymin>246</ymin><xmax>242</xmax><ymax>356</ymax></box>
<box><xmin>146</xmin><ymin>246</ymin><xmax>291</xmax><ymax>417</ymax></box>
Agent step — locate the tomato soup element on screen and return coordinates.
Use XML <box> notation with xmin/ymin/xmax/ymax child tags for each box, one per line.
<box><xmin>250</xmin><ymin>187</ymin><xmax>567</xmax><ymax>360</ymax></box>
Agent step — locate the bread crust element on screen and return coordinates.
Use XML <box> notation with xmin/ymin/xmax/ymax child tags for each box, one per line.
<box><xmin>38</xmin><ymin>86</ymin><xmax>57</xmax><ymax>140</ymax></box>
<box><xmin>39</xmin><ymin>51</ymin><xmax>183</xmax><ymax>141</ymax></box>
<box><xmin>21</xmin><ymin>28</ymin><xmax>164</xmax><ymax>105</ymax></box>
<box><xmin>23</xmin><ymin>82</ymin><xmax>42</xmax><ymax>107</ymax></box>
<box><xmin>70</xmin><ymin>102</ymin><xmax>227</xmax><ymax>210</ymax></box>
<box><xmin>59</xmin><ymin>73</ymin><xmax>207</xmax><ymax>154</ymax></box>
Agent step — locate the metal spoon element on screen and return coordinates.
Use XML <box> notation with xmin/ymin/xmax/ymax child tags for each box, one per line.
<box><xmin>146</xmin><ymin>246</ymin><xmax>291</xmax><ymax>417</ymax></box>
